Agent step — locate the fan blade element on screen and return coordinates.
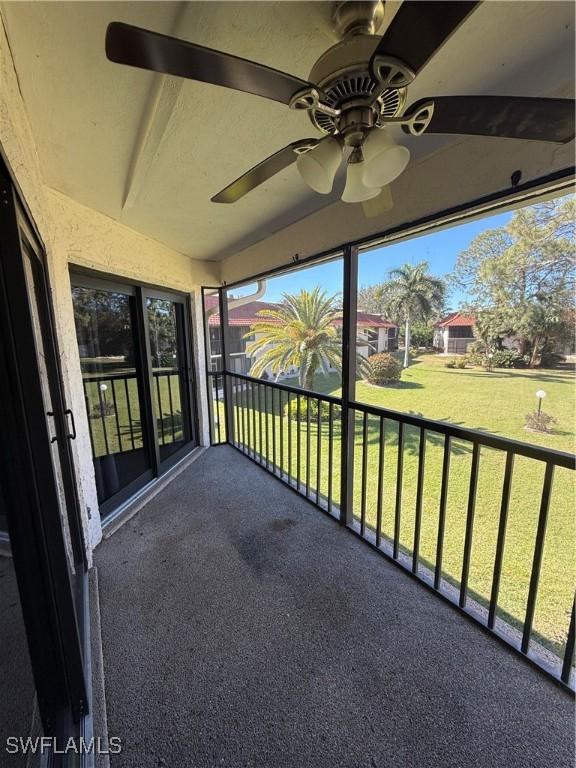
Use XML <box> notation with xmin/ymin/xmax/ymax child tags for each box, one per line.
<box><xmin>404</xmin><ymin>96</ymin><xmax>576</xmax><ymax>143</ymax></box>
<box><xmin>370</xmin><ymin>2</ymin><xmax>479</xmax><ymax>76</ymax></box>
<box><xmin>211</xmin><ymin>139</ymin><xmax>319</xmax><ymax>203</ymax></box>
<box><xmin>362</xmin><ymin>186</ymin><xmax>393</xmax><ymax>218</ymax></box>
<box><xmin>106</xmin><ymin>22</ymin><xmax>314</xmax><ymax>105</ymax></box>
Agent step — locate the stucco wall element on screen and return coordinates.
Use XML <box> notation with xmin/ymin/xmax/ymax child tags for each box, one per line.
<box><xmin>1</xmin><ymin>18</ymin><xmax>217</xmax><ymax>556</ymax></box>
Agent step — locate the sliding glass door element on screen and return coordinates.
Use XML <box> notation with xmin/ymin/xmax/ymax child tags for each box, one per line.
<box><xmin>0</xmin><ymin>160</ymin><xmax>87</xmax><ymax>758</ymax></box>
<box><xmin>72</xmin><ymin>275</ymin><xmax>197</xmax><ymax>519</ymax></box>
<box><xmin>145</xmin><ymin>293</ymin><xmax>194</xmax><ymax>468</ymax></box>
<box><xmin>72</xmin><ymin>281</ymin><xmax>154</xmax><ymax>512</ymax></box>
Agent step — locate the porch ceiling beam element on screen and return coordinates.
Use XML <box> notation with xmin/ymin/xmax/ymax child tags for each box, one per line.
<box><xmin>121</xmin><ymin>74</ymin><xmax>183</xmax><ymax>213</ymax></box>
<box><xmin>121</xmin><ymin>3</ymin><xmax>186</xmax><ymax>213</ymax></box>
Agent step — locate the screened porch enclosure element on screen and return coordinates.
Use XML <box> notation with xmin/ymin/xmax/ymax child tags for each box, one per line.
<box><xmin>202</xmin><ymin>245</ymin><xmax>576</xmax><ymax>692</ymax></box>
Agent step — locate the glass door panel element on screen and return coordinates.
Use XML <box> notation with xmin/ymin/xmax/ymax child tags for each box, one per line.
<box><xmin>72</xmin><ymin>284</ymin><xmax>153</xmax><ymax>511</ymax></box>
<box><xmin>146</xmin><ymin>296</ymin><xmax>193</xmax><ymax>465</ymax></box>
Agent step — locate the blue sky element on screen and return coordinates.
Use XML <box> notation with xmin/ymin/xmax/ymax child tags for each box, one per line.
<box><xmin>230</xmin><ymin>209</ymin><xmax>513</xmax><ymax>309</ymax></box>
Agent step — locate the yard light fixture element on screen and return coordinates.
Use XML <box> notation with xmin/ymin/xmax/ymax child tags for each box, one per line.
<box><xmin>361</xmin><ymin>129</ymin><xmax>411</xmax><ymax>188</ymax></box>
<box><xmin>536</xmin><ymin>389</ymin><xmax>546</xmax><ymax>415</ymax></box>
<box><xmin>99</xmin><ymin>383</ymin><xmax>108</xmax><ymax>391</ymax></box>
<box><xmin>296</xmin><ymin>137</ymin><xmax>342</xmax><ymax>194</ymax></box>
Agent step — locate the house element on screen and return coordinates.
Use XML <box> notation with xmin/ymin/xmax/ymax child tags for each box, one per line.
<box><xmin>207</xmin><ymin>296</ymin><xmax>398</xmax><ymax>377</ymax></box>
<box><xmin>434</xmin><ymin>312</ymin><xmax>477</xmax><ymax>354</ymax></box>
<box><xmin>0</xmin><ymin>2</ymin><xmax>574</xmax><ymax>765</ymax></box>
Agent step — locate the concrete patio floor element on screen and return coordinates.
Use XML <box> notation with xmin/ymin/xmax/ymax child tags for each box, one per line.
<box><xmin>95</xmin><ymin>446</ymin><xmax>574</xmax><ymax>768</ymax></box>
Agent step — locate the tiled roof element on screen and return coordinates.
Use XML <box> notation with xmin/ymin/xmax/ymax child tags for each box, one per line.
<box><xmin>207</xmin><ymin>300</ymin><xmax>284</xmax><ymax>326</ymax></box>
<box><xmin>207</xmin><ymin>299</ymin><xmax>397</xmax><ymax>328</ymax></box>
<box><xmin>435</xmin><ymin>311</ymin><xmax>476</xmax><ymax>328</ymax></box>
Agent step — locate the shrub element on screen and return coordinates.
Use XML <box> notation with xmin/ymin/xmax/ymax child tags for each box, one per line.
<box><xmin>284</xmin><ymin>398</ymin><xmax>340</xmax><ymax>422</ymax></box>
<box><xmin>492</xmin><ymin>349</ymin><xmax>526</xmax><ymax>368</ymax></box>
<box><xmin>454</xmin><ymin>357</ymin><xmax>467</xmax><ymax>369</ymax></box>
<box><xmin>466</xmin><ymin>349</ymin><xmax>485</xmax><ymax>366</ymax></box>
<box><xmin>90</xmin><ymin>400</ymin><xmax>115</xmax><ymax>419</ymax></box>
<box><xmin>362</xmin><ymin>353</ymin><xmax>402</xmax><ymax>385</ymax></box>
<box><xmin>467</xmin><ymin>348</ymin><xmax>527</xmax><ymax>369</ymax></box>
<box><xmin>524</xmin><ymin>410</ymin><xmax>557</xmax><ymax>433</ymax></box>
<box><xmin>444</xmin><ymin>359</ymin><xmax>456</xmax><ymax>369</ymax></box>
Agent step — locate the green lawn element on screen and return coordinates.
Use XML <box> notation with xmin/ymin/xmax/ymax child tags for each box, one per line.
<box><xmin>225</xmin><ymin>354</ymin><xmax>575</xmax><ymax>659</ymax></box>
<box><xmin>84</xmin><ymin>372</ymin><xmax>183</xmax><ymax>457</ymax></box>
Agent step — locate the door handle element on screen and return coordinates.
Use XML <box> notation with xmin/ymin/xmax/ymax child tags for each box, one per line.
<box><xmin>65</xmin><ymin>409</ymin><xmax>77</xmax><ymax>440</ymax></box>
<box><xmin>46</xmin><ymin>411</ymin><xmax>58</xmax><ymax>443</ymax></box>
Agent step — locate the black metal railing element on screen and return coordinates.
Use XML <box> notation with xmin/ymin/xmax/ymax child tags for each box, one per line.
<box><xmin>208</xmin><ymin>370</ymin><xmax>575</xmax><ymax>692</ymax></box>
<box><xmin>228</xmin><ymin>372</ymin><xmax>342</xmax><ymax>514</ymax></box>
<box><xmin>82</xmin><ymin>369</ymin><xmax>183</xmax><ymax>457</ymax></box>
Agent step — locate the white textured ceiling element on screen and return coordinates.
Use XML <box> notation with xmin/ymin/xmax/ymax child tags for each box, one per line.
<box><xmin>1</xmin><ymin>1</ymin><xmax>574</xmax><ymax>263</ymax></box>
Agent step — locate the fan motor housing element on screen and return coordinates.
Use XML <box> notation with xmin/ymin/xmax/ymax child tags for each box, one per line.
<box><xmin>308</xmin><ymin>35</ymin><xmax>406</xmax><ymax>137</ymax></box>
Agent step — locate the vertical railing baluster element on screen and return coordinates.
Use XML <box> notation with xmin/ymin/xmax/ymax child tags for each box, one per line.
<box><xmin>232</xmin><ymin>376</ymin><xmax>238</xmax><ymax>447</ymax></box>
<box><xmin>522</xmin><ymin>462</ymin><xmax>554</xmax><ymax>654</ymax></box>
<box><xmin>258</xmin><ymin>383</ymin><xmax>263</xmax><ymax>461</ymax></box>
<box><xmin>488</xmin><ymin>451</ymin><xmax>514</xmax><ymax>629</ymax></box>
<box><xmin>215</xmin><ymin>376</ymin><xmax>221</xmax><ymax>444</ymax></box>
<box><xmin>272</xmin><ymin>388</ymin><xmax>277</xmax><ymax>474</ymax></box>
<box><xmin>306</xmin><ymin>397</ymin><xmax>311</xmax><ymax>498</ymax></box>
<box><xmin>360</xmin><ymin>411</ymin><xmax>368</xmax><ymax>538</ymax></box>
<box><xmin>265</xmin><ymin>385</ymin><xmax>270</xmax><ymax>468</ymax></box>
<box><xmin>167</xmin><ymin>374</ymin><xmax>176</xmax><ymax>442</ymax></box>
<box><xmin>561</xmin><ymin>598</ymin><xmax>575</xmax><ymax>684</ymax></box>
<box><xmin>84</xmin><ymin>387</ymin><xmax>96</xmax><ymax>457</ymax></box>
<box><xmin>250</xmin><ymin>382</ymin><xmax>258</xmax><ymax>452</ymax></box>
<box><xmin>110</xmin><ymin>379</ymin><xmax>123</xmax><ymax>453</ymax></box>
<box><xmin>287</xmin><ymin>392</ymin><xmax>292</xmax><ymax>482</ymax></box>
<box><xmin>376</xmin><ymin>416</ymin><xmax>385</xmax><ymax>548</ymax></box>
<box><xmin>206</xmin><ymin>374</ymin><xmax>214</xmax><ymax>446</ymax></box>
<box><xmin>156</xmin><ymin>375</ymin><xmax>165</xmax><ymax>445</ymax></box>
<box><xmin>240</xmin><ymin>379</ymin><xmax>246</xmax><ymax>453</ymax></box>
<box><xmin>316</xmin><ymin>398</ymin><xmax>322</xmax><ymax>506</ymax></box>
<box><xmin>279</xmin><ymin>390</ymin><xmax>284</xmax><ymax>477</ymax></box>
<box><xmin>245</xmin><ymin>381</ymin><xmax>250</xmax><ymax>454</ymax></box>
<box><xmin>460</xmin><ymin>442</ymin><xmax>480</xmax><ymax>608</ymax></box>
<box><xmin>97</xmin><ymin>382</ymin><xmax>110</xmax><ymax>455</ymax></box>
<box><xmin>297</xmin><ymin>395</ymin><xmax>301</xmax><ymax>491</ymax></box>
<box><xmin>412</xmin><ymin>427</ymin><xmax>426</xmax><ymax>574</ymax></box>
<box><xmin>245</xmin><ymin>380</ymin><xmax>250</xmax><ymax>454</ymax></box>
<box><xmin>230</xmin><ymin>376</ymin><xmax>235</xmax><ymax>446</ymax></box>
<box><xmin>393</xmin><ymin>421</ymin><xmax>404</xmax><ymax>559</ymax></box>
<box><xmin>234</xmin><ymin>376</ymin><xmax>243</xmax><ymax>446</ymax></box>
<box><xmin>328</xmin><ymin>402</ymin><xmax>334</xmax><ymax>514</ymax></box>
<box><xmin>434</xmin><ymin>434</ymin><xmax>451</xmax><ymax>589</ymax></box>
<box><xmin>124</xmin><ymin>377</ymin><xmax>136</xmax><ymax>450</ymax></box>
<box><xmin>251</xmin><ymin>381</ymin><xmax>256</xmax><ymax>455</ymax></box>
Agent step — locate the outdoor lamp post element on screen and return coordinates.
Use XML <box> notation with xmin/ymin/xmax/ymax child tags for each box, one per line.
<box><xmin>100</xmin><ymin>382</ymin><xmax>108</xmax><ymax>413</ymax></box>
<box><xmin>536</xmin><ymin>389</ymin><xmax>546</xmax><ymax>415</ymax></box>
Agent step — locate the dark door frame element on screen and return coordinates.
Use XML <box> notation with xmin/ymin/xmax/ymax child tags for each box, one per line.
<box><xmin>0</xmin><ymin>160</ymin><xmax>88</xmax><ymax>748</ymax></box>
<box><xmin>70</xmin><ymin>267</ymin><xmax>199</xmax><ymax>519</ymax></box>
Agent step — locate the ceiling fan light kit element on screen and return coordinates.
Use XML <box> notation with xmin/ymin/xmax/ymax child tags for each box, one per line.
<box><xmin>361</xmin><ymin>128</ymin><xmax>411</xmax><ymax>188</ymax></box>
<box><xmin>105</xmin><ymin>0</ymin><xmax>575</xmax><ymax>210</ymax></box>
<box><xmin>342</xmin><ymin>151</ymin><xmax>381</xmax><ymax>203</ymax></box>
<box><xmin>296</xmin><ymin>137</ymin><xmax>343</xmax><ymax>194</ymax></box>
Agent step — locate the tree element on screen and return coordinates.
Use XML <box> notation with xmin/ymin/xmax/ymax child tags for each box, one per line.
<box><xmin>246</xmin><ymin>287</ymin><xmax>342</xmax><ymax>390</ymax></box>
<box><xmin>451</xmin><ymin>197</ymin><xmax>575</xmax><ymax>366</ymax></box>
<box><xmin>410</xmin><ymin>320</ymin><xmax>435</xmax><ymax>349</ymax></box>
<box><xmin>380</xmin><ymin>262</ymin><xmax>446</xmax><ymax>368</ymax></box>
<box><xmin>358</xmin><ymin>284</ymin><xmax>383</xmax><ymax>313</ymax></box>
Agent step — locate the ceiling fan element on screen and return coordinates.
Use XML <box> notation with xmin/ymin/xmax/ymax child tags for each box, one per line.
<box><xmin>106</xmin><ymin>0</ymin><xmax>575</xmax><ymax>212</ymax></box>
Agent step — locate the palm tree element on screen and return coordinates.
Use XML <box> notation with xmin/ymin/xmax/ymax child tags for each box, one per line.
<box><xmin>385</xmin><ymin>262</ymin><xmax>445</xmax><ymax>368</ymax></box>
<box><xmin>246</xmin><ymin>288</ymin><xmax>342</xmax><ymax>390</ymax></box>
